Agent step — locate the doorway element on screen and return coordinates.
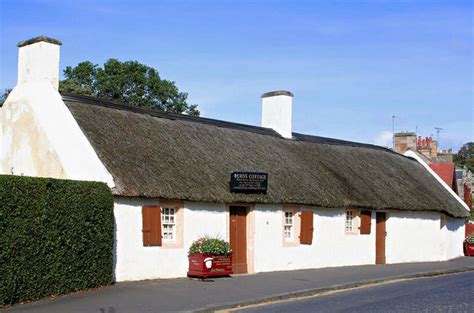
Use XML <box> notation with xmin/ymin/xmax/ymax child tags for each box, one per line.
<box><xmin>229</xmin><ymin>206</ymin><xmax>247</xmax><ymax>274</ymax></box>
<box><xmin>375</xmin><ymin>212</ymin><xmax>386</xmax><ymax>264</ymax></box>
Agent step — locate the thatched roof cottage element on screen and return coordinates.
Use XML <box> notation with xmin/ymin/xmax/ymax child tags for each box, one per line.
<box><xmin>1</xmin><ymin>37</ymin><xmax>469</xmax><ymax>281</ymax></box>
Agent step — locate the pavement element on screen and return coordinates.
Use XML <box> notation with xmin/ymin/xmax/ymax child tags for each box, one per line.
<box><xmin>238</xmin><ymin>271</ymin><xmax>474</xmax><ymax>312</ymax></box>
<box><xmin>2</xmin><ymin>257</ymin><xmax>474</xmax><ymax>313</ymax></box>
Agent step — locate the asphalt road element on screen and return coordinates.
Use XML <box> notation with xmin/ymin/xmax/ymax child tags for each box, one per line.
<box><xmin>238</xmin><ymin>271</ymin><xmax>474</xmax><ymax>313</ymax></box>
<box><xmin>4</xmin><ymin>258</ymin><xmax>473</xmax><ymax>313</ymax></box>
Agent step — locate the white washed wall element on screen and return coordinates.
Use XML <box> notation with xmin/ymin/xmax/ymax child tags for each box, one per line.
<box><xmin>114</xmin><ymin>201</ymin><xmax>466</xmax><ymax>281</ymax></box>
<box><xmin>385</xmin><ymin>211</ymin><xmax>464</xmax><ymax>263</ymax></box>
<box><xmin>442</xmin><ymin>215</ymin><xmax>465</xmax><ymax>260</ymax></box>
<box><xmin>0</xmin><ymin>82</ymin><xmax>115</xmax><ymax>187</ymax></box>
<box><xmin>385</xmin><ymin>211</ymin><xmax>440</xmax><ymax>263</ymax></box>
<box><xmin>114</xmin><ymin>199</ymin><xmax>227</xmax><ymax>281</ymax></box>
<box><xmin>253</xmin><ymin>205</ymin><xmax>375</xmax><ymax>272</ymax></box>
<box><xmin>1</xmin><ymin>39</ymin><xmax>115</xmax><ymax>186</ymax></box>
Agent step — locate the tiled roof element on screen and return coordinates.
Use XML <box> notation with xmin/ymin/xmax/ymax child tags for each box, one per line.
<box><xmin>429</xmin><ymin>163</ymin><xmax>455</xmax><ymax>189</ymax></box>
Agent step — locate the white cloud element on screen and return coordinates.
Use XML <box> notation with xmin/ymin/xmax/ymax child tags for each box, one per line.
<box><xmin>373</xmin><ymin>130</ymin><xmax>393</xmax><ymax>148</ymax></box>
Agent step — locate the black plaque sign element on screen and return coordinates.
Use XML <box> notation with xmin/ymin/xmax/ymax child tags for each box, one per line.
<box><xmin>230</xmin><ymin>172</ymin><xmax>268</xmax><ymax>194</ymax></box>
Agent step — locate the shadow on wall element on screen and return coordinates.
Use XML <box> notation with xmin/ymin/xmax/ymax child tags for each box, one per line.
<box><xmin>446</xmin><ymin>217</ymin><xmax>464</xmax><ymax>232</ymax></box>
<box><xmin>316</xmin><ymin>207</ymin><xmax>344</xmax><ymax>218</ymax></box>
<box><xmin>113</xmin><ymin>217</ymin><xmax>117</xmax><ymax>282</ymax></box>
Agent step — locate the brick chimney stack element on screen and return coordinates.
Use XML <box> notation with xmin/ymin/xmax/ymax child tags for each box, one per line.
<box><xmin>394</xmin><ymin>132</ymin><xmax>416</xmax><ymax>154</ymax></box>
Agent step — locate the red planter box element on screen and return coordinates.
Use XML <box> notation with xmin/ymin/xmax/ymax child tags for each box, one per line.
<box><xmin>187</xmin><ymin>253</ymin><xmax>233</xmax><ymax>278</ymax></box>
<box><xmin>465</xmin><ymin>242</ymin><xmax>474</xmax><ymax>257</ymax></box>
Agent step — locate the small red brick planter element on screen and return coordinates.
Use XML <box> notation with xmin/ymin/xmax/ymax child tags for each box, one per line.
<box><xmin>464</xmin><ymin>242</ymin><xmax>474</xmax><ymax>257</ymax></box>
<box><xmin>187</xmin><ymin>253</ymin><xmax>233</xmax><ymax>278</ymax></box>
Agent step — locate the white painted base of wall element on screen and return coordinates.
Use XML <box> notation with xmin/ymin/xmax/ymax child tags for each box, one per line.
<box><xmin>385</xmin><ymin>211</ymin><xmax>464</xmax><ymax>263</ymax></box>
<box><xmin>113</xmin><ymin>199</ymin><xmax>465</xmax><ymax>282</ymax></box>
<box><xmin>253</xmin><ymin>205</ymin><xmax>375</xmax><ymax>272</ymax></box>
<box><xmin>114</xmin><ymin>199</ymin><xmax>228</xmax><ymax>281</ymax></box>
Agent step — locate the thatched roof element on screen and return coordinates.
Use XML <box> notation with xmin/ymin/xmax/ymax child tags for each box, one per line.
<box><xmin>63</xmin><ymin>94</ymin><xmax>468</xmax><ymax>218</ymax></box>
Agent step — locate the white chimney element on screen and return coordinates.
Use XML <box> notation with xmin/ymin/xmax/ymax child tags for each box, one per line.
<box><xmin>17</xmin><ymin>36</ymin><xmax>62</xmax><ymax>90</ymax></box>
<box><xmin>261</xmin><ymin>90</ymin><xmax>293</xmax><ymax>138</ymax></box>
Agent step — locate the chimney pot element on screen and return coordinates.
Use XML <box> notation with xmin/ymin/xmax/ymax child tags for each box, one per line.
<box><xmin>17</xmin><ymin>36</ymin><xmax>61</xmax><ymax>90</ymax></box>
<box><xmin>17</xmin><ymin>36</ymin><xmax>62</xmax><ymax>48</ymax></box>
<box><xmin>261</xmin><ymin>90</ymin><xmax>294</xmax><ymax>98</ymax></box>
<box><xmin>261</xmin><ymin>90</ymin><xmax>293</xmax><ymax>138</ymax></box>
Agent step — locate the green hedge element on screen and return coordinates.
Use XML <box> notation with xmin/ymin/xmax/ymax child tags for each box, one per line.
<box><xmin>0</xmin><ymin>175</ymin><xmax>114</xmax><ymax>305</ymax></box>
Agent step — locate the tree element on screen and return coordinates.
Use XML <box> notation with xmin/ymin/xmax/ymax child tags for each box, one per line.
<box><xmin>454</xmin><ymin>142</ymin><xmax>474</xmax><ymax>172</ymax></box>
<box><xmin>59</xmin><ymin>59</ymin><xmax>199</xmax><ymax>116</ymax></box>
<box><xmin>0</xmin><ymin>89</ymin><xmax>12</xmax><ymax>107</ymax></box>
<box><xmin>0</xmin><ymin>60</ymin><xmax>199</xmax><ymax>116</ymax></box>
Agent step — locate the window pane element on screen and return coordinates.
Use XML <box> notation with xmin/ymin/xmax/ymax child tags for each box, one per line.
<box><xmin>345</xmin><ymin>210</ymin><xmax>353</xmax><ymax>232</ymax></box>
<box><xmin>284</xmin><ymin>225</ymin><xmax>292</xmax><ymax>239</ymax></box>
<box><xmin>284</xmin><ymin>211</ymin><xmax>293</xmax><ymax>225</ymax></box>
<box><xmin>162</xmin><ymin>207</ymin><xmax>177</xmax><ymax>241</ymax></box>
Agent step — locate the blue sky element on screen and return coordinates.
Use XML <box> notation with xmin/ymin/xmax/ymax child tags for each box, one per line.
<box><xmin>1</xmin><ymin>0</ymin><xmax>472</xmax><ymax>150</ymax></box>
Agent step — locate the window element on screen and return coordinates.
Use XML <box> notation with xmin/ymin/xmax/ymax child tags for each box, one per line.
<box><xmin>345</xmin><ymin>210</ymin><xmax>354</xmax><ymax>232</ymax></box>
<box><xmin>345</xmin><ymin>209</ymin><xmax>359</xmax><ymax>234</ymax></box>
<box><xmin>283</xmin><ymin>208</ymin><xmax>302</xmax><ymax>246</ymax></box>
<box><xmin>162</xmin><ymin>207</ymin><xmax>176</xmax><ymax>242</ymax></box>
<box><xmin>284</xmin><ymin>211</ymin><xmax>294</xmax><ymax>240</ymax></box>
<box><xmin>142</xmin><ymin>203</ymin><xmax>183</xmax><ymax>248</ymax></box>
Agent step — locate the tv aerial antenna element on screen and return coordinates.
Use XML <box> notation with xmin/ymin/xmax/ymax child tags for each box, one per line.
<box><xmin>392</xmin><ymin>115</ymin><xmax>400</xmax><ymax>149</ymax></box>
<box><xmin>434</xmin><ymin>127</ymin><xmax>443</xmax><ymax>145</ymax></box>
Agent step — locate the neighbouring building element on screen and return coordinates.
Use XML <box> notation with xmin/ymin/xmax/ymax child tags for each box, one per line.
<box><xmin>394</xmin><ymin>132</ymin><xmax>473</xmax><ymax>210</ymax></box>
<box><xmin>429</xmin><ymin>163</ymin><xmax>457</xmax><ymax>193</ymax></box>
<box><xmin>457</xmin><ymin>168</ymin><xmax>473</xmax><ymax>217</ymax></box>
<box><xmin>394</xmin><ymin>132</ymin><xmax>452</xmax><ymax>163</ymax></box>
<box><xmin>1</xmin><ymin>37</ymin><xmax>470</xmax><ymax>282</ymax></box>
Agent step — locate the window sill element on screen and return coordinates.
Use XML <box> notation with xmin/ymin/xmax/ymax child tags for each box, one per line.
<box><xmin>283</xmin><ymin>240</ymin><xmax>300</xmax><ymax>247</ymax></box>
<box><xmin>344</xmin><ymin>231</ymin><xmax>359</xmax><ymax>236</ymax></box>
<box><xmin>161</xmin><ymin>241</ymin><xmax>183</xmax><ymax>249</ymax></box>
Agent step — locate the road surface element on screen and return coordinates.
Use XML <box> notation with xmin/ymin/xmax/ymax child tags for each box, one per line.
<box><xmin>238</xmin><ymin>271</ymin><xmax>474</xmax><ymax>313</ymax></box>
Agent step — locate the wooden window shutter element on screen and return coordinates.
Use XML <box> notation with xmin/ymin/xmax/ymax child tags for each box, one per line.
<box><xmin>300</xmin><ymin>210</ymin><xmax>314</xmax><ymax>245</ymax></box>
<box><xmin>359</xmin><ymin>210</ymin><xmax>371</xmax><ymax>235</ymax></box>
<box><xmin>142</xmin><ymin>206</ymin><xmax>162</xmax><ymax>246</ymax></box>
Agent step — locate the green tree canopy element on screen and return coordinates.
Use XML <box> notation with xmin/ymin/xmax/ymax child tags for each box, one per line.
<box><xmin>0</xmin><ymin>89</ymin><xmax>12</xmax><ymax>107</ymax></box>
<box><xmin>1</xmin><ymin>60</ymin><xmax>199</xmax><ymax>116</ymax></box>
<box><xmin>59</xmin><ymin>59</ymin><xmax>199</xmax><ymax>115</ymax></box>
<box><xmin>454</xmin><ymin>142</ymin><xmax>474</xmax><ymax>172</ymax></box>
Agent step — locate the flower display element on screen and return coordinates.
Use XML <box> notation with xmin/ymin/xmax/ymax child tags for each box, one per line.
<box><xmin>188</xmin><ymin>236</ymin><xmax>231</xmax><ymax>256</ymax></box>
<box><xmin>466</xmin><ymin>233</ymin><xmax>474</xmax><ymax>244</ymax></box>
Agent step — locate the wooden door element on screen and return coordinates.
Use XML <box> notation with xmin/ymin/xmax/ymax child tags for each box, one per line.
<box><xmin>300</xmin><ymin>210</ymin><xmax>314</xmax><ymax>245</ymax></box>
<box><xmin>229</xmin><ymin>206</ymin><xmax>247</xmax><ymax>274</ymax></box>
<box><xmin>375</xmin><ymin>212</ymin><xmax>386</xmax><ymax>264</ymax></box>
<box><xmin>142</xmin><ymin>206</ymin><xmax>162</xmax><ymax>246</ymax></box>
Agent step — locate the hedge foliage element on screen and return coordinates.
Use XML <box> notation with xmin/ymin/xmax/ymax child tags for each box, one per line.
<box><xmin>0</xmin><ymin>175</ymin><xmax>114</xmax><ymax>306</ymax></box>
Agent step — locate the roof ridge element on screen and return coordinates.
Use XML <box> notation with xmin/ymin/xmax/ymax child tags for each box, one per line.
<box><xmin>62</xmin><ymin>93</ymin><xmax>402</xmax><ymax>155</ymax></box>
<box><xmin>61</xmin><ymin>93</ymin><xmax>281</xmax><ymax>137</ymax></box>
<box><xmin>292</xmin><ymin>132</ymin><xmax>398</xmax><ymax>154</ymax></box>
